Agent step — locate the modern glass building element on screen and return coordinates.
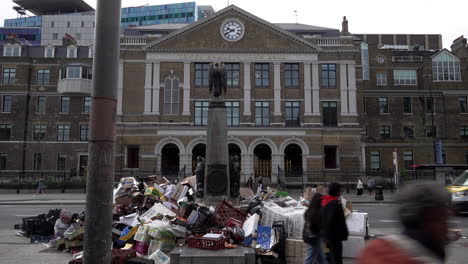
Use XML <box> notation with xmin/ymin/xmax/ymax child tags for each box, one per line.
<box><xmin>4</xmin><ymin>16</ymin><xmax>42</xmax><ymax>27</ymax></box>
<box><xmin>121</xmin><ymin>2</ymin><xmax>201</xmax><ymax>27</ymax></box>
<box><xmin>0</xmin><ymin>27</ymin><xmax>41</xmax><ymax>45</ymax></box>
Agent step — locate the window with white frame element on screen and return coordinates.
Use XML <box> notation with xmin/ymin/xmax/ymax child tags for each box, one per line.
<box><xmin>432</xmin><ymin>51</ymin><xmax>461</xmax><ymax>81</ymax></box>
<box><xmin>37</xmin><ymin>69</ymin><xmax>50</xmax><ymax>85</ymax></box>
<box><xmin>66</xmin><ymin>67</ymin><xmax>81</xmax><ymax>78</ymax></box>
<box><xmin>379</xmin><ymin>97</ymin><xmax>389</xmax><ymax>113</ymax></box>
<box><xmin>379</xmin><ymin>126</ymin><xmax>391</xmax><ymax>138</ymax></box>
<box><xmin>44</xmin><ymin>46</ymin><xmax>55</xmax><ymax>58</ymax></box>
<box><xmin>60</xmin><ymin>96</ymin><xmax>70</xmax><ymax>113</ymax></box>
<box><xmin>393</xmin><ymin>69</ymin><xmax>417</xmax><ymax>85</ymax></box>
<box><xmin>225</xmin><ymin>101</ymin><xmax>240</xmax><ymax>126</ymax></box>
<box><xmin>80</xmin><ymin>125</ymin><xmax>89</xmax><ymax>141</ymax></box>
<box><xmin>57</xmin><ymin>125</ymin><xmax>70</xmax><ymax>141</ymax></box>
<box><xmin>2</xmin><ymin>68</ymin><xmax>15</xmax><ymax>84</ymax></box>
<box><xmin>376</xmin><ymin>72</ymin><xmax>387</xmax><ymax>86</ymax></box>
<box><xmin>57</xmin><ymin>153</ymin><xmax>66</xmax><ymax>170</ymax></box>
<box><xmin>164</xmin><ymin>75</ymin><xmax>179</xmax><ymax>115</ymax></box>
<box><xmin>67</xmin><ymin>46</ymin><xmax>77</xmax><ymax>58</ymax></box>
<box><xmin>37</xmin><ymin>96</ymin><xmax>46</xmax><ymax>113</ymax></box>
<box><xmin>33</xmin><ymin>125</ymin><xmax>47</xmax><ymax>140</ymax></box>
<box><xmin>361</xmin><ymin>43</ymin><xmax>370</xmax><ymax>80</ymax></box>
<box><xmin>2</xmin><ymin>95</ymin><xmax>12</xmax><ymax>112</ymax></box>
<box><xmin>3</xmin><ymin>44</ymin><xmax>21</xmax><ymax>57</ymax></box>
<box><xmin>370</xmin><ymin>150</ymin><xmax>381</xmax><ymax>170</ymax></box>
<box><xmin>194</xmin><ymin>101</ymin><xmax>209</xmax><ymax>126</ymax></box>
<box><xmin>83</xmin><ymin>96</ymin><xmax>91</xmax><ymax>113</ymax></box>
<box><xmin>88</xmin><ymin>46</ymin><xmax>94</xmax><ymax>58</ymax></box>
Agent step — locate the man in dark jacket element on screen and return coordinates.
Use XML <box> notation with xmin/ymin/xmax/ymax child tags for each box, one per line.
<box><xmin>321</xmin><ymin>182</ymin><xmax>348</xmax><ymax>264</ymax></box>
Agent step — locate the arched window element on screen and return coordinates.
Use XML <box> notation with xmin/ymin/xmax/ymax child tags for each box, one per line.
<box><xmin>432</xmin><ymin>51</ymin><xmax>461</xmax><ymax>81</ymax></box>
<box><xmin>164</xmin><ymin>74</ymin><xmax>179</xmax><ymax>115</ymax></box>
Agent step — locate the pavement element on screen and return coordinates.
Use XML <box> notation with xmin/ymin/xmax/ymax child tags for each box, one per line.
<box><xmin>0</xmin><ymin>189</ymin><xmax>396</xmax><ymax>205</ymax></box>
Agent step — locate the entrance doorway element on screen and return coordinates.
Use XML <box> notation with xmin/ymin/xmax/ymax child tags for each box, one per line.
<box><xmin>284</xmin><ymin>144</ymin><xmax>302</xmax><ymax>177</ymax></box>
<box><xmin>253</xmin><ymin>144</ymin><xmax>272</xmax><ymax>178</ymax></box>
<box><xmin>79</xmin><ymin>155</ymin><xmax>88</xmax><ymax>177</ymax></box>
<box><xmin>161</xmin><ymin>143</ymin><xmax>180</xmax><ymax>178</ymax></box>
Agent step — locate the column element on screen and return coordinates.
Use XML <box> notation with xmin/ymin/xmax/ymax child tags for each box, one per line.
<box><xmin>347</xmin><ymin>63</ymin><xmax>358</xmax><ymax>115</ymax></box>
<box><xmin>271</xmin><ymin>154</ymin><xmax>284</xmax><ymax>184</ymax></box>
<box><xmin>117</xmin><ymin>61</ymin><xmax>123</xmax><ymax>115</ymax></box>
<box><xmin>340</xmin><ymin>63</ymin><xmax>349</xmax><ymax>115</ymax></box>
<box><xmin>241</xmin><ymin>154</ymin><xmax>252</xmax><ymax>183</ymax></box>
<box><xmin>179</xmin><ymin>154</ymin><xmax>192</xmax><ymax>176</ymax></box>
<box><xmin>243</xmin><ymin>62</ymin><xmax>251</xmax><ymax>116</ymax></box>
<box><xmin>151</xmin><ymin>62</ymin><xmax>160</xmax><ymax>115</ymax></box>
<box><xmin>182</xmin><ymin>62</ymin><xmax>191</xmax><ymax>116</ymax></box>
<box><xmin>303</xmin><ymin>62</ymin><xmax>312</xmax><ymax>115</ymax></box>
<box><xmin>273</xmin><ymin>62</ymin><xmax>281</xmax><ymax>116</ymax></box>
<box><xmin>143</xmin><ymin>62</ymin><xmax>152</xmax><ymax>114</ymax></box>
<box><xmin>311</xmin><ymin>62</ymin><xmax>320</xmax><ymax>115</ymax></box>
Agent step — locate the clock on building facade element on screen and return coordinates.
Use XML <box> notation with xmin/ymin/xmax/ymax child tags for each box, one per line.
<box><xmin>220</xmin><ymin>18</ymin><xmax>245</xmax><ymax>42</ymax></box>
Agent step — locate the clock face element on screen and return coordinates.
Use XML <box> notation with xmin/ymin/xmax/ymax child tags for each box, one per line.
<box><xmin>220</xmin><ymin>19</ymin><xmax>245</xmax><ymax>42</ymax></box>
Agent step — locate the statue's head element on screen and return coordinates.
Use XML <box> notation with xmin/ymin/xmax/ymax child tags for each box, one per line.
<box><xmin>214</xmin><ymin>62</ymin><xmax>220</xmax><ymax>67</ymax></box>
<box><xmin>197</xmin><ymin>156</ymin><xmax>203</xmax><ymax>162</ymax></box>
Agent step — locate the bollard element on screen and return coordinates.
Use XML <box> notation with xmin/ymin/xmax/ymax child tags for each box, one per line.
<box><xmin>375</xmin><ymin>186</ymin><xmax>384</xmax><ymax>200</ymax></box>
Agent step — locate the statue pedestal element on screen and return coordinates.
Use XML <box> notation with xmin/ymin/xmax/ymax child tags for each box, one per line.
<box><xmin>203</xmin><ymin>98</ymin><xmax>230</xmax><ymax>202</ymax></box>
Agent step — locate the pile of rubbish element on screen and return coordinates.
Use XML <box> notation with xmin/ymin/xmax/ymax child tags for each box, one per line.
<box><xmin>14</xmin><ymin>176</ymin><xmax>368</xmax><ymax>264</ymax></box>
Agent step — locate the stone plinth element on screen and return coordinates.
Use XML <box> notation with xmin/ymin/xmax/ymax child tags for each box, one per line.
<box><xmin>170</xmin><ymin>246</ymin><xmax>255</xmax><ymax>264</ymax></box>
<box><xmin>204</xmin><ymin>98</ymin><xmax>230</xmax><ymax>203</ymax></box>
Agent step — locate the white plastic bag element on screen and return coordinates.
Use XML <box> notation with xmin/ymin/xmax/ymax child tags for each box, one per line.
<box><xmin>54</xmin><ymin>218</ymin><xmax>70</xmax><ymax>237</ymax></box>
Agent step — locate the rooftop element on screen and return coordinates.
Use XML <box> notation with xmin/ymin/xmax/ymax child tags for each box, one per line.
<box><xmin>12</xmin><ymin>0</ymin><xmax>94</xmax><ymax>16</ymax></box>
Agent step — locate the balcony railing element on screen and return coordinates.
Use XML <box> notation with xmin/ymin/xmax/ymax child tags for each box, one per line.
<box><xmin>392</xmin><ymin>56</ymin><xmax>423</xmax><ymax>62</ymax></box>
<box><xmin>305</xmin><ymin>36</ymin><xmax>354</xmax><ymax>46</ymax></box>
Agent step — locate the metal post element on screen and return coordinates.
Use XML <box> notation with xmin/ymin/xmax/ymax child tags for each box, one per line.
<box><xmin>83</xmin><ymin>0</ymin><xmax>121</xmax><ymax>263</ymax></box>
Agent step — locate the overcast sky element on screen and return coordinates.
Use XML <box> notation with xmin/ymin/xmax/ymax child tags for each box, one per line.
<box><xmin>1</xmin><ymin>0</ymin><xmax>467</xmax><ymax>48</ymax></box>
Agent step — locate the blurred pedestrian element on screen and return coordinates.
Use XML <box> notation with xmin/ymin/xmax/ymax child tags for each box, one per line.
<box><xmin>358</xmin><ymin>182</ymin><xmax>457</xmax><ymax>264</ymax></box>
<box><xmin>34</xmin><ymin>178</ymin><xmax>46</xmax><ymax>197</ymax></box>
<box><xmin>303</xmin><ymin>192</ymin><xmax>328</xmax><ymax>264</ymax></box>
<box><xmin>367</xmin><ymin>177</ymin><xmax>375</xmax><ymax>198</ymax></box>
<box><xmin>356</xmin><ymin>178</ymin><xmax>364</xmax><ymax>196</ymax></box>
<box><xmin>320</xmin><ymin>182</ymin><xmax>348</xmax><ymax>264</ymax></box>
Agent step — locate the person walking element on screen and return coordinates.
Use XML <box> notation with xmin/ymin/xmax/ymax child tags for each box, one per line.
<box><xmin>367</xmin><ymin>177</ymin><xmax>375</xmax><ymax>198</ymax></box>
<box><xmin>358</xmin><ymin>182</ymin><xmax>459</xmax><ymax>264</ymax></box>
<box><xmin>320</xmin><ymin>182</ymin><xmax>348</xmax><ymax>264</ymax></box>
<box><xmin>303</xmin><ymin>192</ymin><xmax>328</xmax><ymax>264</ymax></box>
<box><xmin>34</xmin><ymin>178</ymin><xmax>46</xmax><ymax>197</ymax></box>
<box><xmin>356</xmin><ymin>178</ymin><xmax>364</xmax><ymax>196</ymax></box>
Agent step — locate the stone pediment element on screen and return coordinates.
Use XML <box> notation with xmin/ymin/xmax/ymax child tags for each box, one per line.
<box><xmin>144</xmin><ymin>5</ymin><xmax>321</xmax><ymax>54</ymax></box>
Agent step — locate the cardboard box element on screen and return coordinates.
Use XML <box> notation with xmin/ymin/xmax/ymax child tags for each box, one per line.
<box><xmin>115</xmin><ymin>196</ymin><xmax>137</xmax><ymax>206</ymax></box>
<box><xmin>346</xmin><ymin>212</ymin><xmax>368</xmax><ymax>237</ymax></box>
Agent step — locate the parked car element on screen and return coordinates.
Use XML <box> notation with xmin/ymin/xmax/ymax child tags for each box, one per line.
<box><xmin>447</xmin><ymin>170</ymin><xmax>468</xmax><ymax>214</ymax></box>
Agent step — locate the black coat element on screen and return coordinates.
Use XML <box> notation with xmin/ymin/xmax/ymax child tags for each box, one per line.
<box><xmin>320</xmin><ymin>200</ymin><xmax>349</xmax><ymax>242</ymax></box>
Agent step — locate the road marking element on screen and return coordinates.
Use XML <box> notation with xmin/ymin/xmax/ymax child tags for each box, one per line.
<box><xmin>15</xmin><ymin>215</ymin><xmax>36</xmax><ymax>217</ymax></box>
<box><xmin>448</xmin><ymin>221</ymin><xmax>461</xmax><ymax>224</ymax></box>
<box><xmin>379</xmin><ymin>220</ymin><xmax>399</xmax><ymax>223</ymax></box>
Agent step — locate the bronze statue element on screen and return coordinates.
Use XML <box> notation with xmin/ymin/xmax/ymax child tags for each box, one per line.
<box><xmin>208</xmin><ymin>63</ymin><xmax>227</xmax><ymax>97</ymax></box>
<box><xmin>229</xmin><ymin>155</ymin><xmax>241</xmax><ymax>198</ymax></box>
<box><xmin>195</xmin><ymin>156</ymin><xmax>205</xmax><ymax>198</ymax></box>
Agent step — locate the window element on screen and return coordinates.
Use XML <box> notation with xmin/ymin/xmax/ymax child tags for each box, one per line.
<box><xmin>80</xmin><ymin>125</ymin><xmax>89</xmax><ymax>141</ymax></box>
<box><xmin>33</xmin><ymin>125</ymin><xmax>47</xmax><ymax>140</ymax></box>
<box><xmin>426</xmin><ymin>126</ymin><xmax>436</xmax><ymax>137</ymax></box>
<box><xmin>194</xmin><ymin>101</ymin><xmax>209</xmax><ymax>125</ymax></box>
<box><xmin>37</xmin><ymin>69</ymin><xmax>50</xmax><ymax>85</ymax></box>
<box><xmin>52</xmin><ymin>33</ymin><xmax>58</xmax><ymax>40</ymax></box>
<box><xmin>51</xmin><ymin>21</ymin><xmax>54</xmax><ymax>28</ymax></box>
<box><xmin>322</xmin><ymin>101</ymin><xmax>338</xmax><ymax>127</ymax></box>
<box><xmin>66</xmin><ymin>67</ymin><xmax>81</xmax><ymax>78</ymax></box>
<box><xmin>403</xmin><ymin>97</ymin><xmax>412</xmax><ymax>114</ymax></box>
<box><xmin>425</xmin><ymin>97</ymin><xmax>434</xmax><ymax>113</ymax></box>
<box><xmin>2</xmin><ymin>96</ymin><xmax>12</xmax><ymax>112</ymax></box>
<box><xmin>432</xmin><ymin>51</ymin><xmax>461</xmax><ymax>81</ymax></box>
<box><xmin>81</xmin><ymin>67</ymin><xmax>92</xmax><ymax>79</ymax></box>
<box><xmin>126</xmin><ymin>145</ymin><xmax>139</xmax><ymax>168</ymax></box>
<box><xmin>255</xmin><ymin>63</ymin><xmax>270</xmax><ymax>87</ymax></box>
<box><xmin>3</xmin><ymin>45</ymin><xmax>21</xmax><ymax>56</ymax></box>
<box><xmin>460</xmin><ymin>97</ymin><xmax>467</xmax><ymax>113</ymax></box>
<box><xmin>61</xmin><ymin>96</ymin><xmax>70</xmax><ymax>113</ymax></box>
<box><xmin>67</xmin><ymin>46</ymin><xmax>77</xmax><ymax>58</ymax></box>
<box><xmin>44</xmin><ymin>47</ymin><xmax>54</xmax><ymax>58</ymax></box>
<box><xmin>83</xmin><ymin>96</ymin><xmax>91</xmax><ymax>113</ymax></box>
<box><xmin>460</xmin><ymin>126</ymin><xmax>468</xmax><ymax>138</ymax></box>
<box><xmin>255</xmin><ymin>101</ymin><xmax>270</xmax><ymax>126</ymax></box>
<box><xmin>164</xmin><ymin>76</ymin><xmax>179</xmax><ymax>115</ymax></box>
<box><xmin>321</xmin><ymin>64</ymin><xmax>336</xmax><ymax>88</ymax></box>
<box><xmin>81</xmin><ymin>21</ymin><xmax>85</xmax><ymax>28</ymax></box>
<box><xmin>37</xmin><ymin>96</ymin><xmax>46</xmax><ymax>113</ymax></box>
<box><xmin>370</xmin><ymin>150</ymin><xmax>381</xmax><ymax>170</ymax></box>
<box><xmin>3</xmin><ymin>68</ymin><xmax>15</xmax><ymax>84</ymax></box>
<box><xmin>194</xmin><ymin>63</ymin><xmax>209</xmax><ymax>87</ymax></box>
<box><xmin>225</xmin><ymin>101</ymin><xmax>240</xmax><ymax>126</ymax></box>
<box><xmin>403</xmin><ymin>150</ymin><xmax>413</xmax><ymax>170</ymax></box>
<box><xmin>404</xmin><ymin>126</ymin><xmax>414</xmax><ymax>138</ymax></box>
<box><xmin>285</xmin><ymin>101</ymin><xmax>300</xmax><ymax>127</ymax></box>
<box><xmin>0</xmin><ymin>153</ymin><xmax>6</xmax><ymax>170</ymax></box>
<box><xmin>379</xmin><ymin>126</ymin><xmax>391</xmax><ymax>138</ymax></box>
<box><xmin>324</xmin><ymin>146</ymin><xmax>338</xmax><ymax>169</ymax></box>
<box><xmin>76</xmin><ymin>33</ymin><xmax>81</xmax><ymax>40</ymax></box>
<box><xmin>379</xmin><ymin>97</ymin><xmax>389</xmax><ymax>113</ymax></box>
<box><xmin>57</xmin><ymin>153</ymin><xmax>66</xmax><ymax>170</ymax></box>
<box><xmin>33</xmin><ymin>153</ymin><xmax>42</xmax><ymax>170</ymax></box>
<box><xmin>284</xmin><ymin>63</ymin><xmax>299</xmax><ymax>88</ymax></box>
<box><xmin>88</xmin><ymin>46</ymin><xmax>94</xmax><ymax>58</ymax></box>
<box><xmin>57</xmin><ymin>125</ymin><xmax>70</xmax><ymax>141</ymax></box>
<box><xmin>225</xmin><ymin>63</ymin><xmax>240</xmax><ymax>87</ymax></box>
<box><xmin>361</xmin><ymin>43</ymin><xmax>370</xmax><ymax>80</ymax></box>
<box><xmin>376</xmin><ymin>72</ymin><xmax>387</xmax><ymax>86</ymax></box>
<box><xmin>393</xmin><ymin>70</ymin><xmax>417</xmax><ymax>85</ymax></box>
<box><xmin>0</xmin><ymin>124</ymin><xmax>11</xmax><ymax>140</ymax></box>
<box><xmin>67</xmin><ymin>21</ymin><xmax>71</xmax><ymax>27</ymax></box>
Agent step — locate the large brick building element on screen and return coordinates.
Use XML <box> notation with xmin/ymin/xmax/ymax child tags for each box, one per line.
<box><xmin>1</xmin><ymin>5</ymin><xmax>467</xmax><ymax>184</ymax></box>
